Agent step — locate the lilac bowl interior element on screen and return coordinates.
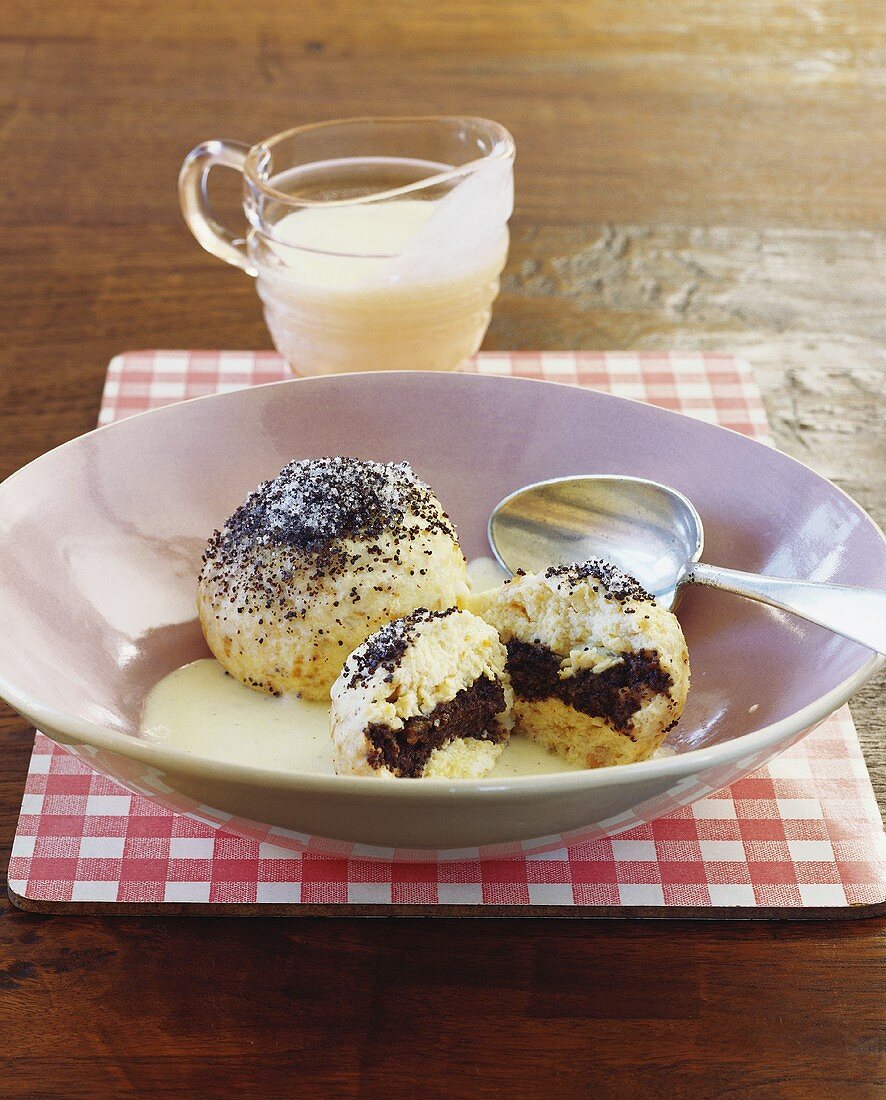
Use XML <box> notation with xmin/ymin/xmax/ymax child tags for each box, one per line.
<box><xmin>0</xmin><ymin>371</ymin><xmax>883</xmax><ymax>761</ymax></box>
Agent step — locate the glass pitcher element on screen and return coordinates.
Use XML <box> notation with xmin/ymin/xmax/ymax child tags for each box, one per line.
<box><xmin>179</xmin><ymin>116</ymin><xmax>515</xmax><ymax>376</ymax></box>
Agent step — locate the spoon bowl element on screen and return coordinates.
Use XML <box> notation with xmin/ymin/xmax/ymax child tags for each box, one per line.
<box><xmin>490</xmin><ymin>474</ymin><xmax>886</xmax><ymax>655</ymax></box>
<box><xmin>489</xmin><ymin>475</ymin><xmax>704</xmax><ymax>610</ymax></box>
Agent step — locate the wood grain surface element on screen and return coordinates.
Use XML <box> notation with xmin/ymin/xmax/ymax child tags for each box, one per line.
<box><xmin>0</xmin><ymin>3</ymin><xmax>883</xmax><ymax>1096</ymax></box>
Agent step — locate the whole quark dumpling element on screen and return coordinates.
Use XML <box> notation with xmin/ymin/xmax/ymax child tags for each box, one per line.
<box><xmin>198</xmin><ymin>457</ymin><xmax>470</xmax><ymax>700</ymax></box>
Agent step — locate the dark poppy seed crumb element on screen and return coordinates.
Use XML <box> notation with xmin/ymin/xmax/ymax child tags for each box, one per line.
<box><xmin>506</xmin><ymin>639</ymin><xmax>672</xmax><ymax>735</ymax></box>
<box><xmin>206</xmin><ymin>457</ymin><xmax>452</xmax><ymax>562</ymax></box>
<box><xmin>366</xmin><ymin>675</ymin><xmax>508</xmax><ymax>778</ymax></box>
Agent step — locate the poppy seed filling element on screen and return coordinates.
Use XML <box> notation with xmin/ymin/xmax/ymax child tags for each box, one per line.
<box><xmin>506</xmin><ymin>639</ymin><xmax>672</xmax><ymax>737</ymax></box>
<box><xmin>365</xmin><ymin>676</ymin><xmax>508</xmax><ymax>778</ymax></box>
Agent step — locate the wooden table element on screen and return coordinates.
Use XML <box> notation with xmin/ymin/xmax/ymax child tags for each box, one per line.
<box><xmin>1</xmin><ymin>3</ymin><xmax>883</xmax><ymax>1095</ymax></box>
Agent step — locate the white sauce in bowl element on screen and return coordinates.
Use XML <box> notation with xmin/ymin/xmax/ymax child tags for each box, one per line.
<box><xmin>141</xmin><ymin>658</ymin><xmax>582</xmax><ymax>777</ymax></box>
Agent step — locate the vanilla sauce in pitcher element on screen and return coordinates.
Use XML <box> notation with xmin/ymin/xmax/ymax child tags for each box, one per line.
<box><xmin>250</xmin><ymin>157</ymin><xmax>510</xmax><ymax>374</ymax></box>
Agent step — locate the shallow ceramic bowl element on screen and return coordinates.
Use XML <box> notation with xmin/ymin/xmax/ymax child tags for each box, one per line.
<box><xmin>0</xmin><ymin>373</ymin><xmax>883</xmax><ymax>860</ymax></box>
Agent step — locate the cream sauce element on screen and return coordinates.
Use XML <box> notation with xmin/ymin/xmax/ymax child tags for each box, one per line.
<box><xmin>465</xmin><ymin>554</ymin><xmax>510</xmax><ymax>593</ymax></box>
<box><xmin>269</xmin><ymin>200</ymin><xmax>438</xmax><ymax>290</ymax></box>
<box><xmin>140</xmin><ymin>657</ymin><xmax>583</xmax><ymax>777</ymax></box>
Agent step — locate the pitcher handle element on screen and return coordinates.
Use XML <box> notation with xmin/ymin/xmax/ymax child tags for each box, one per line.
<box><xmin>178</xmin><ymin>139</ymin><xmax>256</xmax><ymax>275</ymax></box>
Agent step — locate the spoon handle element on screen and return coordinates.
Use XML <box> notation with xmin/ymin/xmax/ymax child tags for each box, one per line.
<box><xmin>684</xmin><ymin>562</ymin><xmax>886</xmax><ymax>656</ymax></box>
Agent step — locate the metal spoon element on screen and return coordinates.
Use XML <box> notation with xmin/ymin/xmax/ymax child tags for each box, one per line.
<box><xmin>488</xmin><ymin>475</ymin><xmax>886</xmax><ymax>655</ymax></box>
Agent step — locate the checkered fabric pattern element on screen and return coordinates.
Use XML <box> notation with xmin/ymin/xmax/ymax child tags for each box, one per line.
<box><xmin>98</xmin><ymin>350</ymin><xmax>771</xmax><ymax>439</ymax></box>
<box><xmin>8</xmin><ymin>351</ymin><xmax>885</xmax><ymax>913</ymax></box>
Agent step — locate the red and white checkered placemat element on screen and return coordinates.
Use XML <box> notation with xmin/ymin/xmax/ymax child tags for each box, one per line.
<box><xmin>8</xmin><ymin>351</ymin><xmax>885</xmax><ymax>915</ymax></box>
